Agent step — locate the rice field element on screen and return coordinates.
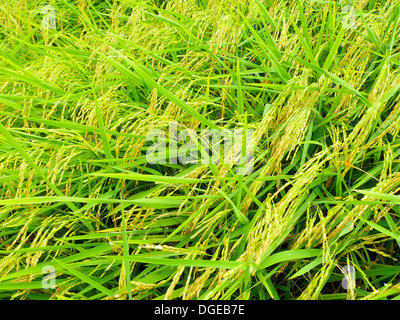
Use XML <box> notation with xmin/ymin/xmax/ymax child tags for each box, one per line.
<box><xmin>0</xmin><ymin>0</ymin><xmax>399</xmax><ymax>300</ymax></box>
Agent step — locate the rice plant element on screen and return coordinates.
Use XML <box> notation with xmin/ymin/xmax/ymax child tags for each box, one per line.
<box><xmin>0</xmin><ymin>0</ymin><xmax>399</xmax><ymax>300</ymax></box>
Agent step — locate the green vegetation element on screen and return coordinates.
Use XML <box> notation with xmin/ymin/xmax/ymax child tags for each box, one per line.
<box><xmin>0</xmin><ymin>0</ymin><xmax>399</xmax><ymax>300</ymax></box>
